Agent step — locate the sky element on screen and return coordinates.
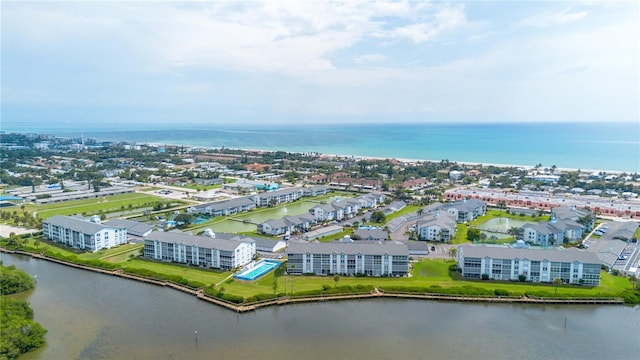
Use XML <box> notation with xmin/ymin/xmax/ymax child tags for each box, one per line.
<box><xmin>1</xmin><ymin>0</ymin><xmax>638</xmax><ymax>128</ymax></box>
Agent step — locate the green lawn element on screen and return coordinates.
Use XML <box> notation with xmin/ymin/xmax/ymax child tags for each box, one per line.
<box><xmin>122</xmin><ymin>259</ymin><xmax>230</xmax><ymax>286</ymax></box>
<box><xmin>10</xmin><ymin>193</ymin><xmax>182</xmax><ymax>219</ymax></box>
<box><xmin>5</xmin><ymin>236</ymin><xmax>636</xmax><ymax>301</ymax></box>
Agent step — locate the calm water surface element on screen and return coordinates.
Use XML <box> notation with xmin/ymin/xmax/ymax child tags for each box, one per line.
<box><xmin>3</xmin><ymin>254</ymin><xmax>639</xmax><ymax>360</ymax></box>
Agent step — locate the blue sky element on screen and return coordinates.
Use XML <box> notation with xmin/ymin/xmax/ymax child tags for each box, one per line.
<box><xmin>1</xmin><ymin>0</ymin><xmax>638</xmax><ymax>128</ymax></box>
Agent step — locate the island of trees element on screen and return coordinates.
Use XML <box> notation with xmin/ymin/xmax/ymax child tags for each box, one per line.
<box><xmin>0</xmin><ymin>262</ymin><xmax>47</xmax><ymax>360</ymax></box>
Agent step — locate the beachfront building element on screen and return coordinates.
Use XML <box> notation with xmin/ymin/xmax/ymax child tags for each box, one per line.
<box><xmin>188</xmin><ymin>197</ymin><xmax>256</xmax><ymax>217</ymax></box>
<box><xmin>257</xmin><ymin>214</ymin><xmax>317</xmax><ymax>236</ymax></box>
<box><xmin>43</xmin><ymin>215</ymin><xmax>128</xmax><ymax>252</ymax></box>
<box><xmin>457</xmin><ymin>244</ymin><xmax>601</xmax><ymax>285</ymax></box>
<box><xmin>443</xmin><ymin>199</ymin><xmax>487</xmax><ymax>223</ymax></box>
<box><xmin>143</xmin><ymin>231</ymin><xmax>255</xmax><ymax>270</ymax></box>
<box><xmin>287</xmin><ymin>241</ymin><xmax>409</xmax><ymax>276</ymax></box>
<box><xmin>416</xmin><ymin>211</ymin><xmax>457</xmax><ymax>242</ymax></box>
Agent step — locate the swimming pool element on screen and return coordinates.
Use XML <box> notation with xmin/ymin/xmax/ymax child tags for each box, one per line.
<box><xmin>234</xmin><ymin>260</ymin><xmax>280</xmax><ymax>281</ymax></box>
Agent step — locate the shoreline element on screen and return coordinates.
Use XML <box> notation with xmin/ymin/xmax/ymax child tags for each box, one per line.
<box><xmin>1</xmin><ymin>248</ymin><xmax>626</xmax><ymax>313</ymax></box>
<box><xmin>3</xmin><ymin>127</ymin><xmax>637</xmax><ymax>173</ymax></box>
<box><xmin>139</xmin><ymin>140</ymin><xmax>629</xmax><ymax>174</ymax></box>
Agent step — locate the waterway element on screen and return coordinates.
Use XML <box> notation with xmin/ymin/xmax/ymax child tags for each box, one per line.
<box><xmin>3</xmin><ymin>254</ymin><xmax>639</xmax><ymax>360</ymax></box>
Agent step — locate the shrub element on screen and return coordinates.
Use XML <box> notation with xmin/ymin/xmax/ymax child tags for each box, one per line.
<box><xmin>481</xmin><ymin>274</ymin><xmax>490</xmax><ymax>280</ymax></box>
<box><xmin>220</xmin><ymin>293</ymin><xmax>244</xmax><ymax>304</ymax></box>
<box><xmin>494</xmin><ymin>289</ymin><xmax>510</xmax><ymax>296</ymax></box>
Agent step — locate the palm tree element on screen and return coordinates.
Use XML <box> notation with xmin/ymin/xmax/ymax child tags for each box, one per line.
<box><xmin>448</xmin><ymin>247</ymin><xmax>457</xmax><ymax>258</ymax></box>
<box><xmin>508</xmin><ymin>227</ymin><xmax>520</xmax><ymax>238</ymax></box>
<box><xmin>417</xmin><ymin>208</ymin><xmax>424</xmax><ymax>216</ymax></box>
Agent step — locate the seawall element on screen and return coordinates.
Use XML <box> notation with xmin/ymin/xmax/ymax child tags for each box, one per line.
<box><xmin>0</xmin><ymin>248</ymin><xmax>625</xmax><ymax>313</ymax></box>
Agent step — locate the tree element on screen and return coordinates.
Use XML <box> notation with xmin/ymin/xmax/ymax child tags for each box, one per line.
<box><xmin>174</xmin><ymin>213</ymin><xmax>195</xmax><ymax>227</ymax></box>
<box><xmin>33</xmin><ymin>239</ymin><xmax>40</xmax><ymax>249</ymax></box>
<box><xmin>467</xmin><ymin>228</ymin><xmax>481</xmax><ymax>242</ymax></box>
<box><xmin>333</xmin><ymin>275</ymin><xmax>340</xmax><ymax>288</ymax></box>
<box><xmin>448</xmin><ymin>247</ymin><xmax>457</xmax><ymax>258</ymax></box>
<box><xmin>370</xmin><ymin>211</ymin><xmax>386</xmax><ymax>224</ymax></box>
<box><xmin>629</xmin><ymin>275</ymin><xmax>638</xmax><ymax>290</ymax></box>
<box><xmin>553</xmin><ymin>278</ymin><xmax>563</xmax><ymax>295</ymax></box>
<box><xmin>508</xmin><ymin>227</ymin><xmax>520</xmax><ymax>238</ymax></box>
<box><xmin>497</xmin><ymin>200</ymin><xmax>507</xmax><ymax>217</ymax></box>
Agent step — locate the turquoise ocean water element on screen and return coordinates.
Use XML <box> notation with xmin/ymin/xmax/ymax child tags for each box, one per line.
<box><xmin>3</xmin><ymin>122</ymin><xmax>638</xmax><ymax>172</ymax></box>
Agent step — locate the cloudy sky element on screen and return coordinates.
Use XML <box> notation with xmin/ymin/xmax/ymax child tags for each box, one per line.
<box><xmin>2</xmin><ymin>0</ymin><xmax>638</xmax><ymax>127</ymax></box>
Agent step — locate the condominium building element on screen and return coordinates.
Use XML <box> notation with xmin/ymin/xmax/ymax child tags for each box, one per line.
<box><xmin>443</xmin><ymin>199</ymin><xmax>487</xmax><ymax>223</ymax></box>
<box><xmin>143</xmin><ymin>231</ymin><xmax>255</xmax><ymax>270</ymax></box>
<box><xmin>457</xmin><ymin>244</ymin><xmax>601</xmax><ymax>285</ymax></box>
<box><xmin>43</xmin><ymin>215</ymin><xmax>128</xmax><ymax>252</ymax></box>
<box><xmin>287</xmin><ymin>241</ymin><xmax>409</xmax><ymax>276</ymax></box>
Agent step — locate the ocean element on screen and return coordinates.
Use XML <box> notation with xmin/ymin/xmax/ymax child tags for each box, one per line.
<box><xmin>3</xmin><ymin>121</ymin><xmax>639</xmax><ymax>172</ymax></box>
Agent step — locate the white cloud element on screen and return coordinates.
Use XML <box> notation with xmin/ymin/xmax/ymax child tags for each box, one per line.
<box><xmin>518</xmin><ymin>8</ymin><xmax>589</xmax><ymax>28</ymax></box>
<box><xmin>353</xmin><ymin>54</ymin><xmax>387</xmax><ymax>64</ymax></box>
<box><xmin>1</xmin><ymin>1</ymin><xmax>637</xmax><ymax>124</ymax></box>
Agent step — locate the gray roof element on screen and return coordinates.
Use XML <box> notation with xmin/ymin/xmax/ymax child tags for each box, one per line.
<box><xmin>354</xmin><ymin>228</ymin><xmax>388</xmax><ymax>240</ymax></box>
<box><xmin>459</xmin><ymin>244</ymin><xmax>600</xmax><ymax>264</ymax></box>
<box><xmin>552</xmin><ymin>205</ymin><xmax>592</xmax><ymax>221</ymax></box>
<box><xmin>288</xmin><ymin>241</ymin><xmax>408</xmax><ymax>256</ymax></box>
<box><xmin>522</xmin><ymin>222</ymin><xmax>562</xmax><ymax>234</ymax></box>
<box><xmin>45</xmin><ymin>215</ymin><xmax>124</xmax><ymax>234</ymax></box>
<box><xmin>146</xmin><ymin>231</ymin><xmax>254</xmax><ymax>252</ymax></box>
<box><xmin>417</xmin><ymin>212</ymin><xmax>456</xmax><ymax>229</ymax></box>
<box><xmin>253</xmin><ymin>237</ymin><xmax>286</xmax><ymax>249</ymax></box>
<box><xmin>104</xmin><ymin>219</ymin><xmax>154</xmax><ymax>235</ymax></box>
<box><xmin>405</xmin><ymin>241</ymin><xmax>428</xmax><ymax>251</ymax></box>
<box><xmin>262</xmin><ymin>214</ymin><xmax>314</xmax><ymax>228</ymax></box>
<box><xmin>445</xmin><ymin>199</ymin><xmax>485</xmax><ymax>212</ymax></box>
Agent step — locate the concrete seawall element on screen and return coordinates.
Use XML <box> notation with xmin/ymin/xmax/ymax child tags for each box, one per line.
<box><xmin>1</xmin><ymin>248</ymin><xmax>625</xmax><ymax>313</ymax></box>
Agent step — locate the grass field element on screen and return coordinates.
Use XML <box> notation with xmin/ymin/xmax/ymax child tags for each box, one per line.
<box><xmin>7</xmin><ymin>236</ymin><xmax>636</xmax><ymax>301</ymax></box>
<box><xmin>14</xmin><ymin>193</ymin><xmax>183</xmax><ymax>219</ymax></box>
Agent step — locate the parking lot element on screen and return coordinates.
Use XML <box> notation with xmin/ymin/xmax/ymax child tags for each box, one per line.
<box><xmin>583</xmin><ymin>220</ymin><xmax>639</xmax><ymax>274</ymax></box>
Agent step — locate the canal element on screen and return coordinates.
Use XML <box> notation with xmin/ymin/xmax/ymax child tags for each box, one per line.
<box><xmin>3</xmin><ymin>253</ymin><xmax>639</xmax><ymax>360</ymax></box>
